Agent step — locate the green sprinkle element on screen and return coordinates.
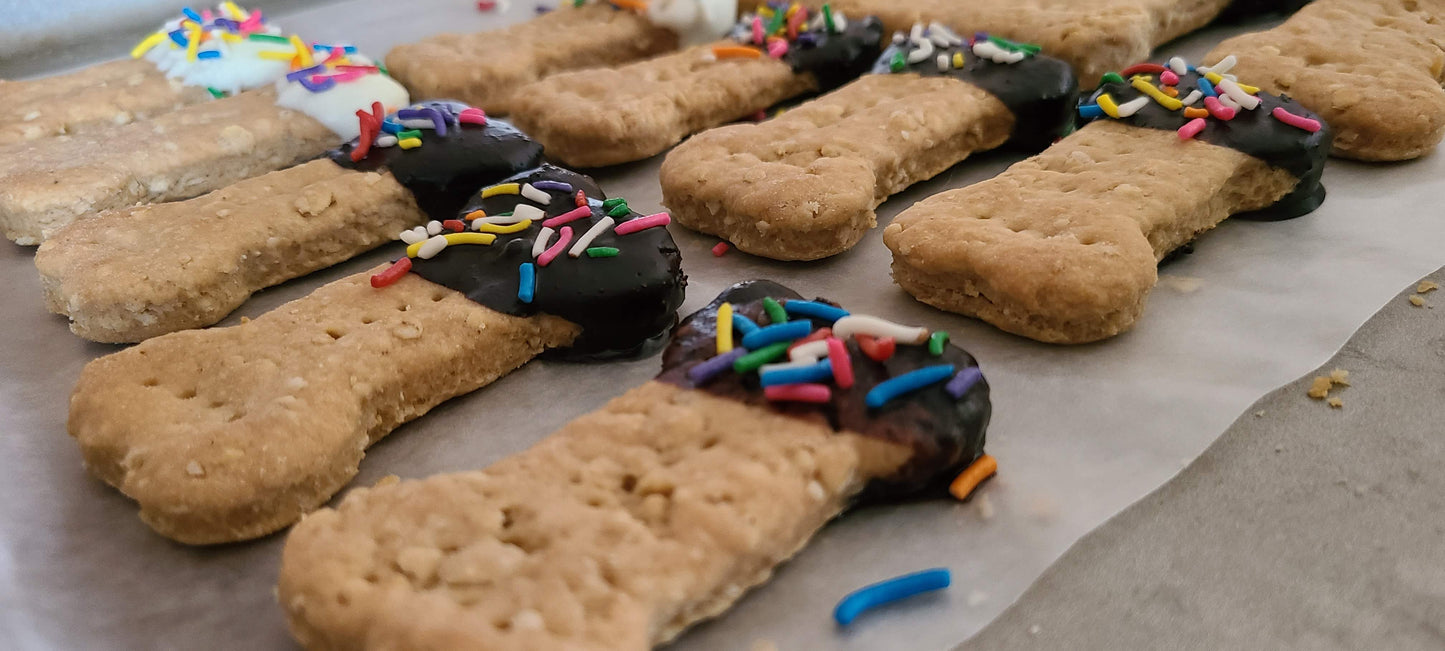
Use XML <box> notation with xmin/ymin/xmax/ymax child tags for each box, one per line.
<box><xmin>765</xmin><ymin>7</ymin><xmax>786</xmax><ymax>36</ymax></box>
<box><xmin>733</xmin><ymin>341</ymin><xmax>791</xmax><ymax>373</ymax></box>
<box><xmin>822</xmin><ymin>4</ymin><xmax>836</xmax><ymax>32</ymax></box>
<box><xmin>573</xmin><ymin>0</ymin><xmax>585</xmax><ymax>6</ymax></box>
<box><xmin>585</xmin><ymin>247</ymin><xmax>620</xmax><ymax>258</ymax></box>
<box><xmin>206</xmin><ymin>87</ymin><xmax>224</xmax><ymax>99</ymax></box>
<box><xmin>606</xmin><ymin>203</ymin><xmax>632</xmax><ymax>218</ymax></box>
<box><xmin>248</xmin><ymin>33</ymin><xmax>291</xmax><ymax>44</ymax></box>
<box><xmin>889</xmin><ymin>50</ymin><xmax>906</xmax><ymax>72</ymax></box>
<box><xmin>377</xmin><ymin>63</ymin><xmax>390</xmax><ymax>77</ymax></box>
<box><xmin>987</xmin><ymin>35</ymin><xmax>1040</xmax><ymax>54</ymax></box>
<box><xmin>602</xmin><ymin>197</ymin><xmax>627</xmax><ymax>210</ymax></box>
<box><xmin>497</xmin><ymin>211</ymin><xmax>514</xmax><ymax>217</ymax></box>
<box><xmin>928</xmin><ymin>331</ymin><xmax>950</xmax><ymax>356</ymax></box>
<box><xmin>397</xmin><ymin>129</ymin><xmax>423</xmax><ymax>141</ymax></box>
<box><xmin>761</xmin><ymin>297</ymin><xmax>788</xmax><ymax>325</ymax></box>
<box><xmin>1100</xmin><ymin>71</ymin><xmax>1125</xmax><ymax>85</ymax></box>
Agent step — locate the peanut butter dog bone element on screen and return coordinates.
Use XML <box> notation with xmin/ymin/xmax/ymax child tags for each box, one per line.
<box><xmin>509</xmin><ymin>9</ymin><xmax>885</xmax><ymax>167</ymax></box>
<box><xmin>278</xmin><ymin>281</ymin><xmax>990</xmax><ymax>648</ymax></box>
<box><xmin>1206</xmin><ymin>0</ymin><xmax>1445</xmax><ymax>161</ymax></box>
<box><xmin>386</xmin><ymin>3</ymin><xmax>679</xmax><ymax>116</ymax></box>
<box><xmin>68</xmin><ymin>165</ymin><xmax>685</xmax><ymax>544</ymax></box>
<box><xmin>661</xmin><ymin>28</ymin><xmax>1075</xmax><ymax>260</ymax></box>
<box><xmin>0</xmin><ymin>60</ymin><xmax>211</xmax><ymax>147</ymax></box>
<box><xmin>36</xmin><ymin>108</ymin><xmax>543</xmax><ymax>343</ymax></box>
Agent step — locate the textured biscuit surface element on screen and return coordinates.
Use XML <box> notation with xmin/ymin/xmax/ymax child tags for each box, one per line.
<box><xmin>0</xmin><ymin>88</ymin><xmax>338</xmax><ymax>245</ymax></box>
<box><xmin>386</xmin><ymin>4</ymin><xmax>678</xmax><ymax>116</ymax></box>
<box><xmin>509</xmin><ymin>44</ymin><xmax>813</xmax><ymax>167</ymax></box>
<box><xmin>1208</xmin><ymin>0</ymin><xmax>1445</xmax><ymax>161</ymax></box>
<box><xmin>661</xmin><ymin>73</ymin><xmax>1013</xmax><ymax>260</ymax></box>
<box><xmin>772</xmin><ymin>0</ymin><xmax>1233</xmax><ymax>87</ymax></box>
<box><xmin>279</xmin><ymin>381</ymin><xmax>911</xmax><ymax>650</ymax></box>
<box><xmin>0</xmin><ymin>59</ymin><xmax>212</xmax><ymax>147</ymax></box>
<box><xmin>69</xmin><ymin>270</ymin><xmax>579</xmax><ymax>544</ymax></box>
<box><xmin>37</xmin><ymin>160</ymin><xmax>423</xmax><ymax>343</ymax></box>
<box><xmin>884</xmin><ymin>121</ymin><xmax>1297</xmax><ymax>344</ymax></box>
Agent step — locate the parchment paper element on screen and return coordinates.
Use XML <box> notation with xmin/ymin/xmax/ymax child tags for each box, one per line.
<box><xmin>1</xmin><ymin>3</ymin><xmax>1442</xmax><ymax>650</ymax></box>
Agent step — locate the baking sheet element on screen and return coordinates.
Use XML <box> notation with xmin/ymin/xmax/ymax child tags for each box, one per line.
<box><xmin>2</xmin><ymin>3</ymin><xmax>1444</xmax><ymax>649</ymax></box>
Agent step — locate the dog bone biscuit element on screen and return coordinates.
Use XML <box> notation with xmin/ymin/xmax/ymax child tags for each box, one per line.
<box><xmin>278</xmin><ymin>280</ymin><xmax>990</xmax><ymax>649</ymax></box>
<box><xmin>1206</xmin><ymin>0</ymin><xmax>1445</xmax><ymax>161</ymax></box>
<box><xmin>0</xmin><ymin>49</ymin><xmax>408</xmax><ymax>245</ymax></box>
<box><xmin>36</xmin><ymin>104</ymin><xmax>543</xmax><ymax>343</ymax></box>
<box><xmin>661</xmin><ymin>26</ymin><xmax>1076</xmax><ymax>260</ymax></box>
<box><xmin>885</xmin><ymin>56</ymin><xmax>1332</xmax><ymax>343</ymax></box>
<box><xmin>0</xmin><ymin>4</ymin><xmax>296</xmax><ymax>147</ymax></box>
<box><xmin>509</xmin><ymin>4</ymin><xmax>885</xmax><ymax>167</ymax></box>
<box><xmin>385</xmin><ymin>2</ymin><xmax>683</xmax><ymax>116</ymax></box>
<box><xmin>68</xmin><ymin>165</ymin><xmax>686</xmax><ymax>544</ymax></box>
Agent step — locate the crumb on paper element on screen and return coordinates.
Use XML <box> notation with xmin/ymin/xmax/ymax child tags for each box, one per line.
<box><xmin>1329</xmin><ymin>368</ymin><xmax>1350</xmax><ymax>386</ymax></box>
<box><xmin>1254</xmin><ymin>410</ymin><xmax>1266</xmax><ymax>418</ymax></box>
<box><xmin>1027</xmin><ymin>495</ymin><xmax>1058</xmax><ymax>522</ymax></box>
<box><xmin>1418</xmin><ymin>281</ymin><xmax>1439</xmax><ymax>294</ymax></box>
<box><xmin>1409</xmin><ymin>295</ymin><xmax>1427</xmax><ymax>307</ymax></box>
<box><xmin>976</xmin><ymin>493</ymin><xmax>995</xmax><ymax>520</ymax></box>
<box><xmin>374</xmin><ymin>474</ymin><xmax>400</xmax><ymax>488</ymax></box>
<box><xmin>240</xmin><ymin>316</ymin><xmax>251</xmax><ymax>324</ymax></box>
<box><xmin>1308</xmin><ymin>370</ymin><xmax>1352</xmax><ymax>403</ymax></box>
<box><xmin>967</xmin><ymin>590</ymin><xmax>989</xmax><ymax>607</ymax></box>
<box><xmin>1029</xmin><ymin>624</ymin><xmax>1042</xmax><ymax>635</ymax></box>
<box><xmin>1274</xmin><ymin>445</ymin><xmax>1284</xmax><ymax>453</ymax></box>
<box><xmin>1158</xmin><ymin>274</ymin><xmax>1204</xmax><ymax>293</ymax></box>
<box><xmin>1328</xmin><ymin>397</ymin><xmax>1343</xmax><ymax>408</ymax></box>
<box><xmin>1307</xmin><ymin>377</ymin><xmax>1333</xmax><ymax>399</ymax></box>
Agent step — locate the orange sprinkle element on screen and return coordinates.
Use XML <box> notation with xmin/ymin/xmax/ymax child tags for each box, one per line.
<box><xmin>463</xmin><ymin>209</ymin><xmax>486</xmax><ymax>221</ymax></box>
<box><xmin>1161</xmin><ymin>85</ymin><xmax>1179</xmax><ymax>97</ymax></box>
<box><xmin>1183</xmin><ymin>107</ymin><xmax>1209</xmax><ymax>119</ymax></box>
<box><xmin>712</xmin><ymin>45</ymin><xmax>763</xmax><ymax>60</ymax></box>
<box><xmin>609</xmin><ymin>0</ymin><xmax>648</xmax><ymax>11</ymax></box>
<box><xmin>948</xmin><ymin>454</ymin><xmax>997</xmax><ymax>501</ymax></box>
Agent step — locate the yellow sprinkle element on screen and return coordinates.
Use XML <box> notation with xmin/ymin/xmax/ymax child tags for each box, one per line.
<box><xmin>1096</xmin><ymin>93</ymin><xmax>1121</xmax><ymax>118</ymax></box>
<box><xmin>472</xmin><ymin>219</ymin><xmax>532</xmax><ymax>234</ymax></box>
<box><xmin>480</xmin><ymin>183</ymin><xmax>521</xmax><ymax>198</ymax></box>
<box><xmin>405</xmin><ymin>241</ymin><xmax>424</xmax><ymax>257</ymax></box>
<box><xmin>256</xmin><ymin>50</ymin><xmax>294</xmax><ymax>61</ymax></box>
<box><xmin>758</xmin><ymin>6</ymin><xmax>774</xmax><ymax>17</ymax></box>
<box><xmin>1131</xmin><ymin>77</ymin><xmax>1183</xmax><ymax>110</ymax></box>
<box><xmin>951</xmin><ymin>52</ymin><xmax>964</xmax><ymax>68</ymax></box>
<box><xmin>220</xmin><ymin>32</ymin><xmax>242</xmax><ymax>43</ymax></box>
<box><xmin>443</xmin><ymin>232</ymin><xmax>497</xmax><ymax>246</ymax></box>
<box><xmin>717</xmin><ymin>302</ymin><xmax>734</xmax><ymax>354</ymax></box>
<box><xmin>186</xmin><ymin>23</ymin><xmax>202</xmax><ymax>62</ymax></box>
<box><xmin>1204</xmin><ymin>72</ymin><xmax>1258</xmax><ymax>94</ymax></box>
<box><xmin>398</xmin><ymin>138</ymin><xmax>423</xmax><ymax>150</ymax></box>
<box><xmin>785</xmin><ymin>4</ymin><xmax>798</xmax><ymax>17</ymax></box>
<box><xmin>130</xmin><ymin>32</ymin><xmax>166</xmax><ymax>59</ymax></box>
<box><xmin>290</xmin><ymin>35</ymin><xmax>313</xmax><ymax>67</ymax></box>
<box><xmin>222</xmin><ymin>1</ymin><xmax>249</xmax><ymax>20</ymax></box>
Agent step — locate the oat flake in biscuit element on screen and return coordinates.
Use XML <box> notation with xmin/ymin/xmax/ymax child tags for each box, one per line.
<box><xmin>885</xmin><ymin>55</ymin><xmax>1331</xmax><ymax>344</ymax></box>
<box><xmin>277</xmin><ymin>281</ymin><xmax>991</xmax><ymax>649</ymax></box>
<box><xmin>661</xmin><ymin>25</ymin><xmax>1077</xmax><ymax>260</ymax></box>
<box><xmin>66</xmin><ymin>165</ymin><xmax>685</xmax><ymax>545</ymax></box>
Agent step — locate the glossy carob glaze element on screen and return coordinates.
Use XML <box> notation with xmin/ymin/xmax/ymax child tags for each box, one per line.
<box><xmin>729</xmin><ymin>14</ymin><xmax>886</xmax><ymax>91</ymax></box>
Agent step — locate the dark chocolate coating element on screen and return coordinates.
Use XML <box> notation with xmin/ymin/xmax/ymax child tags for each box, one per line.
<box><xmin>1085</xmin><ymin>67</ymin><xmax>1332</xmax><ymax>220</ymax></box>
<box><xmin>407</xmin><ymin>164</ymin><xmax>686</xmax><ymax>360</ymax></box>
<box><xmin>657</xmin><ymin>281</ymin><xmax>991</xmax><ymax>500</ymax></box>
<box><xmin>1216</xmin><ymin>0</ymin><xmax>1314</xmax><ymax>22</ymax></box>
<box><xmin>329</xmin><ymin>101</ymin><xmax>545</xmax><ymax>223</ymax></box>
<box><xmin>730</xmin><ymin>15</ymin><xmax>886</xmax><ymax>91</ymax></box>
<box><xmin>872</xmin><ymin>36</ymin><xmax>1079</xmax><ymax>151</ymax></box>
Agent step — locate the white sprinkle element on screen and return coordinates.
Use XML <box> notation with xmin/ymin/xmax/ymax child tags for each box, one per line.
<box><xmin>892</xmin><ymin>31</ymin><xmax>907</xmax><ymax>45</ymax></box>
<box><xmin>374</xmin><ymin>134</ymin><xmax>398</xmax><ymax>147</ymax></box>
<box><xmin>520</xmin><ymin>183</ymin><xmax>551</xmax><ymax>205</ymax></box>
<box><xmin>533</xmin><ymin>227</ymin><xmax>555</xmax><ymax>257</ymax></box>
<box><xmin>936</xmin><ymin>53</ymin><xmax>951</xmax><ymax>71</ymax></box>
<box><xmin>1115</xmin><ymin>96</ymin><xmax>1151</xmax><ymax>117</ymax></box>
<box><xmin>972</xmin><ymin>40</ymin><xmax>1020</xmax><ymax>64</ymax></box>
<box><xmin>1216</xmin><ymin>78</ymin><xmax>1260</xmax><ymax>109</ymax></box>
<box><xmin>830</xmin><ymin>11</ymin><xmax>846</xmax><ymax>32</ymax></box>
<box><xmin>929</xmin><ymin>22</ymin><xmax>963</xmax><ymax>47</ymax></box>
<box><xmin>1180</xmin><ymin>89</ymin><xmax>1203</xmax><ymax>106</ymax></box>
<box><xmin>1168</xmin><ymin>56</ymin><xmax>1188</xmax><ymax>75</ymax></box>
<box><xmin>425</xmin><ymin>220</ymin><xmax>443</xmax><ymax>236</ymax></box>
<box><xmin>1209</xmin><ymin>54</ymin><xmax>1237</xmax><ymax>74</ymax></box>
<box><xmin>1218</xmin><ymin>92</ymin><xmax>1243</xmax><ymax>111</ymax></box>
<box><xmin>833</xmin><ymin>315</ymin><xmax>930</xmax><ymax>344</ymax></box>
<box><xmin>513</xmin><ymin>204</ymin><xmax>546</xmax><ymax>222</ymax></box>
<box><xmin>788</xmin><ymin>339</ymin><xmax>829</xmax><ymax>362</ymax></box>
<box><xmin>399</xmin><ymin>227</ymin><xmax>426</xmax><ymax>244</ymax></box>
<box><xmin>398</xmin><ymin>118</ymin><xmax>436</xmax><ymax>130</ymax></box>
<box><xmin>567</xmin><ymin>216</ymin><xmax>615</xmax><ymax>257</ymax></box>
<box><xmin>907</xmin><ymin>36</ymin><xmax>935</xmax><ymax>64</ymax></box>
<box><xmin>760</xmin><ymin>359</ymin><xmax>819</xmax><ymax>374</ymax></box>
<box><xmin>807</xmin><ymin>480</ymin><xmax>826</xmax><ymax>501</ymax></box>
<box><xmin>417</xmin><ymin>235</ymin><xmax>448</xmax><ymax>259</ymax></box>
<box><xmin>909</xmin><ymin>23</ymin><xmax>925</xmax><ymax>42</ymax></box>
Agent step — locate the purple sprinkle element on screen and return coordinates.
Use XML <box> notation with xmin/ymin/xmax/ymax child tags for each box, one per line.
<box><xmin>796</xmin><ymin>32</ymin><xmax>818</xmax><ymax>46</ymax></box>
<box><xmin>285</xmin><ymin>64</ymin><xmax>325</xmax><ymax>82</ymax></box>
<box><xmin>535</xmin><ymin>4</ymin><xmax>553</xmax><ymax>13</ymax></box>
<box><xmin>299</xmin><ymin>76</ymin><xmax>335</xmax><ymax>92</ymax></box>
<box><xmin>974</xmin><ymin>31</ymin><xmax>989</xmax><ymax>42</ymax></box>
<box><xmin>394</xmin><ymin>108</ymin><xmax>425</xmax><ymax>120</ymax></box>
<box><xmin>419</xmin><ymin>107</ymin><xmax>447</xmax><ymax>136</ymax></box>
<box><xmin>687</xmin><ymin>349</ymin><xmax>747</xmax><ymax>385</ymax></box>
<box><xmin>945</xmin><ymin>366</ymin><xmax>982</xmax><ymax>399</ymax></box>
<box><xmin>531</xmin><ymin>180</ymin><xmax>573</xmax><ymax>192</ymax></box>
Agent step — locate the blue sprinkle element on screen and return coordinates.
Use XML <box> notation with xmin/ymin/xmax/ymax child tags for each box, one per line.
<box><xmin>731</xmin><ymin>313</ymin><xmax>761</xmax><ymax>337</ymax></box>
<box><xmin>687</xmin><ymin>349</ymin><xmax>747</xmax><ymax>384</ymax></box>
<box><xmin>181</xmin><ymin>7</ymin><xmax>203</xmax><ymax>22</ymax></box>
<box><xmin>783</xmin><ymin>299</ymin><xmax>849</xmax><ymax>323</ymax></box>
<box><xmin>517</xmin><ymin>263</ymin><xmax>535</xmax><ymax>303</ymax></box>
<box><xmin>168</xmin><ymin>29</ymin><xmax>188</xmax><ymax>47</ymax></box>
<box><xmin>834</xmin><ymin>568</ymin><xmax>951</xmax><ymax>626</ymax></box>
<box><xmin>1197</xmin><ymin>77</ymin><xmax>1217</xmax><ymax>98</ymax></box>
<box><xmin>381</xmin><ymin>118</ymin><xmax>403</xmax><ymax>134</ymax></box>
<box><xmin>1078</xmin><ymin>103</ymin><xmax>1104</xmax><ymax>119</ymax></box>
<box><xmin>196</xmin><ymin>49</ymin><xmax>222</xmax><ymax>59</ymax></box>
<box><xmin>945</xmin><ymin>366</ymin><xmax>983</xmax><ymax>399</ymax></box>
<box><xmin>759</xmin><ymin>360</ymin><xmax>833</xmax><ymax>387</ymax></box>
<box><xmin>740</xmin><ymin>320</ymin><xmax>812</xmax><ymax>350</ymax></box>
<box><xmin>865</xmin><ymin>364</ymin><xmax>956</xmax><ymax>409</ymax></box>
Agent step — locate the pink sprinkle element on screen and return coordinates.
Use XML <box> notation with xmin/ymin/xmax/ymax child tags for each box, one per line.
<box><xmin>538</xmin><ymin>226</ymin><xmax>572</xmax><ymax>267</ymax></box>
<box><xmin>459</xmin><ymin>108</ymin><xmax>487</xmax><ymax>126</ymax></box>
<box><xmin>477</xmin><ymin>0</ymin><xmax>497</xmax><ymax>9</ymax></box>
<box><xmin>752</xmin><ymin>15</ymin><xmax>765</xmax><ymax>44</ymax></box>
<box><xmin>574</xmin><ymin>190</ymin><xmax>587</xmax><ymax>207</ymax></box>
<box><xmin>613</xmin><ymin>212</ymin><xmax>670</xmax><ymax>235</ymax></box>
<box><xmin>1204</xmin><ymin>96</ymin><xmax>1236</xmax><ymax>121</ymax></box>
<box><xmin>752</xmin><ymin>110</ymin><xmax>768</xmax><ymax>121</ymax></box>
<box><xmin>764</xmin><ymin>383</ymin><xmax>832</xmax><ymax>403</ymax></box>
<box><xmin>202</xmin><ymin>9</ymin><xmax>213</xmax><ymax>21</ymax></box>
<box><xmin>1160</xmin><ymin>70</ymin><xmax>1179</xmax><ymax>85</ymax></box>
<box><xmin>542</xmin><ymin>205</ymin><xmax>592</xmax><ymax>228</ymax></box>
<box><xmin>767</xmin><ymin>38</ymin><xmax>789</xmax><ymax>59</ymax></box>
<box><xmin>711</xmin><ymin>242</ymin><xmax>730</xmax><ymax>256</ymax></box>
<box><xmin>241</xmin><ymin>10</ymin><xmax>263</xmax><ymax>30</ymax></box>
<box><xmin>316</xmin><ymin>69</ymin><xmax>367</xmax><ymax>84</ymax></box>
<box><xmin>1271</xmin><ymin>106</ymin><xmax>1321</xmax><ymax>132</ymax></box>
<box><xmin>1177</xmin><ymin>117</ymin><xmax>1207</xmax><ymax>140</ymax></box>
<box><xmin>826</xmin><ymin>337</ymin><xmax>854</xmax><ymax>388</ymax></box>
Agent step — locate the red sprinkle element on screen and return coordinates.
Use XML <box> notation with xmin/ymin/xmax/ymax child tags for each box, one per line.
<box><xmin>711</xmin><ymin>242</ymin><xmax>731</xmax><ymax>256</ymax></box>
<box><xmin>477</xmin><ymin>0</ymin><xmax>497</xmax><ymax>10</ymax></box>
<box><xmin>856</xmin><ymin>334</ymin><xmax>896</xmax><ymax>362</ymax></box>
<box><xmin>575</xmin><ymin>189</ymin><xmax>587</xmax><ymax>207</ymax></box>
<box><xmin>764</xmin><ymin>383</ymin><xmax>832</xmax><ymax>403</ymax></box>
<box><xmin>443</xmin><ymin>219</ymin><xmax>467</xmax><ymax>232</ymax></box>
<box><xmin>826</xmin><ymin>337</ymin><xmax>854</xmax><ymax>388</ymax></box>
<box><xmin>789</xmin><ymin>327</ymin><xmax>832</xmax><ymax>353</ymax></box>
<box><xmin>786</xmin><ymin>7</ymin><xmax>806</xmax><ymax>39</ymax></box>
<box><xmin>350</xmin><ymin>109</ymin><xmax>376</xmax><ymax>162</ymax></box>
<box><xmin>1120</xmin><ymin>63</ymin><xmax>1167</xmax><ymax>76</ymax></box>
<box><xmin>370</xmin><ymin>257</ymin><xmax>412</xmax><ymax>288</ymax></box>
